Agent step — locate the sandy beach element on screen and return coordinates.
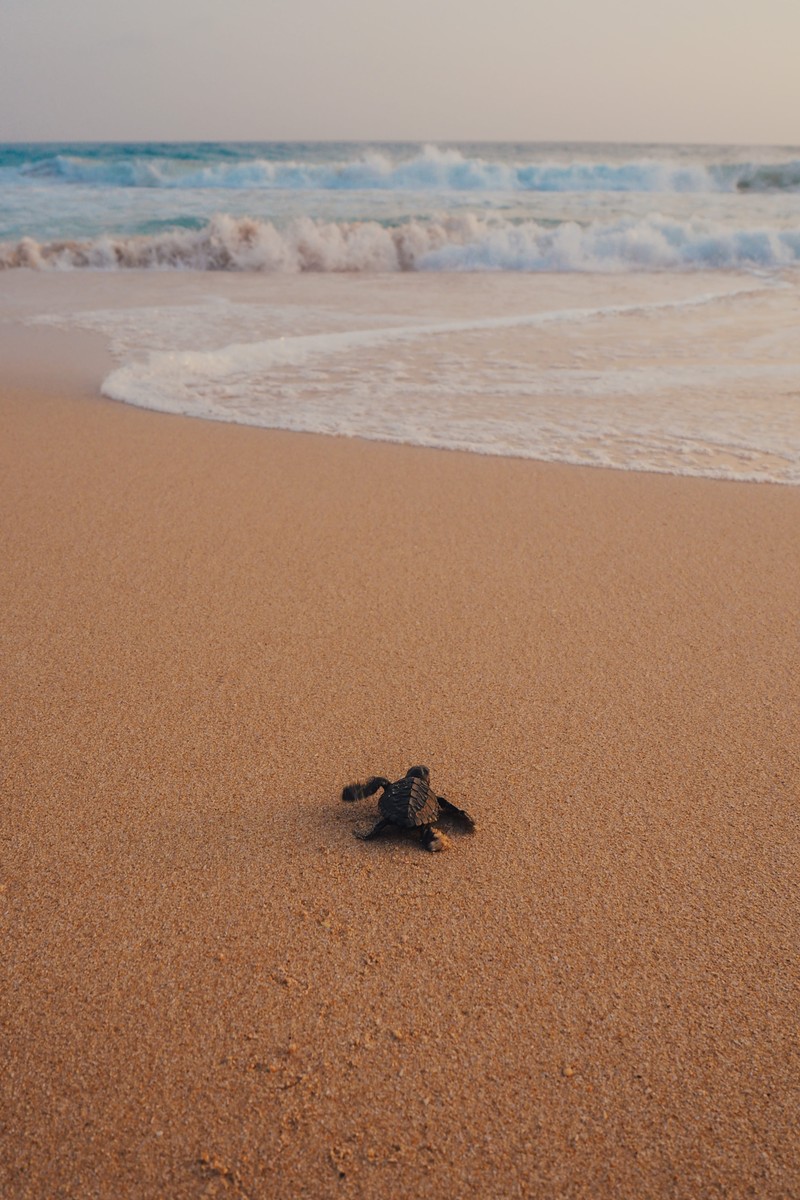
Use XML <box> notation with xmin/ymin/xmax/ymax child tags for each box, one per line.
<box><xmin>2</xmin><ymin>317</ymin><xmax>799</xmax><ymax>1199</ymax></box>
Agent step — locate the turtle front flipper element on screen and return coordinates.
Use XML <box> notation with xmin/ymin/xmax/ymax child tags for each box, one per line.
<box><xmin>354</xmin><ymin>817</ymin><xmax>391</xmax><ymax>841</ymax></box>
<box><xmin>342</xmin><ymin>776</ymin><xmax>390</xmax><ymax>803</ymax></box>
<box><xmin>437</xmin><ymin>795</ymin><xmax>476</xmax><ymax>829</ymax></box>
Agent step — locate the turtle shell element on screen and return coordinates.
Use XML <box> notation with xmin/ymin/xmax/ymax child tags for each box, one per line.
<box><xmin>379</xmin><ymin>775</ymin><xmax>440</xmax><ymax>829</ymax></box>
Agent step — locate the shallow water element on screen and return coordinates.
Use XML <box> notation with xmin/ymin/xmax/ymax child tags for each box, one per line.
<box><xmin>3</xmin><ymin>141</ymin><xmax>798</xmax><ymax>482</ymax></box>
<box><xmin>10</xmin><ymin>267</ymin><xmax>799</xmax><ymax>485</ymax></box>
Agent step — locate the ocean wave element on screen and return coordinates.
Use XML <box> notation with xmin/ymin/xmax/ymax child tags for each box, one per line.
<box><xmin>4</xmin><ymin>213</ymin><xmax>800</xmax><ymax>273</ymax></box>
<box><xmin>11</xmin><ymin>145</ymin><xmax>800</xmax><ymax>193</ymax></box>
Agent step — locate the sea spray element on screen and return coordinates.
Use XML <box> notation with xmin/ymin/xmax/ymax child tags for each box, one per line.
<box><xmin>4</xmin><ymin>212</ymin><xmax>800</xmax><ymax>272</ymax></box>
<box><xmin>5</xmin><ymin>143</ymin><xmax>800</xmax><ymax>193</ymax></box>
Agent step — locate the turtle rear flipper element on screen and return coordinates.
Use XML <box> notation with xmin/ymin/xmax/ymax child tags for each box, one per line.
<box><xmin>354</xmin><ymin>817</ymin><xmax>391</xmax><ymax>841</ymax></box>
<box><xmin>420</xmin><ymin>827</ymin><xmax>449</xmax><ymax>852</ymax></box>
<box><xmin>438</xmin><ymin>795</ymin><xmax>476</xmax><ymax>829</ymax></box>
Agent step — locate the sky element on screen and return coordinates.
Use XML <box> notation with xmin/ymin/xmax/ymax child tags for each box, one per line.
<box><xmin>0</xmin><ymin>0</ymin><xmax>798</xmax><ymax>144</ymax></box>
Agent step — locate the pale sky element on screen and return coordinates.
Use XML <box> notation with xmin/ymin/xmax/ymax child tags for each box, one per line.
<box><xmin>0</xmin><ymin>0</ymin><xmax>797</xmax><ymax>144</ymax></box>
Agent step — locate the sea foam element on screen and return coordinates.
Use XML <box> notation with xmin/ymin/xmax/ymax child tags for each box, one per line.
<box><xmin>87</xmin><ymin>283</ymin><xmax>799</xmax><ymax>485</ymax></box>
<box><xmin>10</xmin><ymin>145</ymin><xmax>800</xmax><ymax>193</ymax></box>
<box><xmin>4</xmin><ymin>212</ymin><xmax>800</xmax><ymax>273</ymax></box>
<box><xmin>28</xmin><ymin>273</ymin><xmax>800</xmax><ymax>485</ymax></box>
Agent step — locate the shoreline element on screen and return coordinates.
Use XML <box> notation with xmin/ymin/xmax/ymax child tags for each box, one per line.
<box><xmin>2</xmin><ymin>320</ymin><xmax>799</xmax><ymax>1198</ymax></box>
<box><xmin>4</xmin><ymin>265</ymin><xmax>800</xmax><ymax>485</ymax></box>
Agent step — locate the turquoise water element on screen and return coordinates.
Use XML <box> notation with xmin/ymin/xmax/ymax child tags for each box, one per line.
<box><xmin>2</xmin><ymin>141</ymin><xmax>800</xmax><ymax>269</ymax></box>
<box><xmin>6</xmin><ymin>143</ymin><xmax>800</xmax><ymax>481</ymax></box>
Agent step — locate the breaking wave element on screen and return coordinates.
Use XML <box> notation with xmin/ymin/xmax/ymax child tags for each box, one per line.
<box><xmin>4</xmin><ymin>213</ymin><xmax>800</xmax><ymax>273</ymax></box>
<box><xmin>8</xmin><ymin>145</ymin><xmax>800</xmax><ymax>193</ymax></box>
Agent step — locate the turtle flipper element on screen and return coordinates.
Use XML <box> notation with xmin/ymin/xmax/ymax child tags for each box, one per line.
<box><xmin>437</xmin><ymin>795</ymin><xmax>476</xmax><ymax>829</ymax></box>
<box><xmin>420</xmin><ymin>826</ymin><xmax>449</xmax><ymax>852</ymax></box>
<box><xmin>342</xmin><ymin>776</ymin><xmax>390</xmax><ymax>803</ymax></box>
<box><xmin>354</xmin><ymin>817</ymin><xmax>391</xmax><ymax>841</ymax></box>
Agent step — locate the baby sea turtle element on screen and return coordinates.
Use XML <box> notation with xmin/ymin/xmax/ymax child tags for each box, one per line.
<box><xmin>342</xmin><ymin>765</ymin><xmax>475</xmax><ymax>852</ymax></box>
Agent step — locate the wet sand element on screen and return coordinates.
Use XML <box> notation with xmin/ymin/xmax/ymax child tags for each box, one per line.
<box><xmin>2</xmin><ymin>329</ymin><xmax>799</xmax><ymax>1199</ymax></box>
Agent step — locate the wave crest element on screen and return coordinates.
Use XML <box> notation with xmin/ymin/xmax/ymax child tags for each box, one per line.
<box><xmin>11</xmin><ymin>145</ymin><xmax>800</xmax><ymax>193</ymax></box>
<box><xmin>3</xmin><ymin>213</ymin><xmax>800</xmax><ymax>273</ymax></box>
<box><xmin>0</xmin><ymin>215</ymin><xmax>450</xmax><ymax>271</ymax></box>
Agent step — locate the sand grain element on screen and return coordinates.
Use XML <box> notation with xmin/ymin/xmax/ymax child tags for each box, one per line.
<box><xmin>2</xmin><ymin>350</ymin><xmax>799</xmax><ymax>1198</ymax></box>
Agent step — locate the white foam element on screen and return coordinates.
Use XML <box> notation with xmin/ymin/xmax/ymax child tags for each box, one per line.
<box><xmin>96</xmin><ymin>284</ymin><xmax>766</xmax><ymax>406</ymax></box>
<box><xmin>74</xmin><ymin>281</ymin><xmax>798</xmax><ymax>485</ymax></box>
<box><xmin>13</xmin><ymin>145</ymin><xmax>800</xmax><ymax>193</ymax></box>
<box><xmin>4</xmin><ymin>212</ymin><xmax>800</xmax><ymax>274</ymax></box>
<box><xmin>27</xmin><ymin>272</ymin><xmax>800</xmax><ymax>485</ymax></box>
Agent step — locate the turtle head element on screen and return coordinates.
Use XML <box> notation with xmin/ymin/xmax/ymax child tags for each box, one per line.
<box><xmin>405</xmin><ymin>765</ymin><xmax>430</xmax><ymax>782</ymax></box>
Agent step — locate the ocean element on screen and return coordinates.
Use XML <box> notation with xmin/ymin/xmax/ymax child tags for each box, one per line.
<box><xmin>2</xmin><ymin>140</ymin><xmax>799</xmax><ymax>482</ymax></box>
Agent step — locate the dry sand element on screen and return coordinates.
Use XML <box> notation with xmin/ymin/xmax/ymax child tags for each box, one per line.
<box><xmin>2</xmin><ymin>327</ymin><xmax>799</xmax><ymax>1199</ymax></box>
